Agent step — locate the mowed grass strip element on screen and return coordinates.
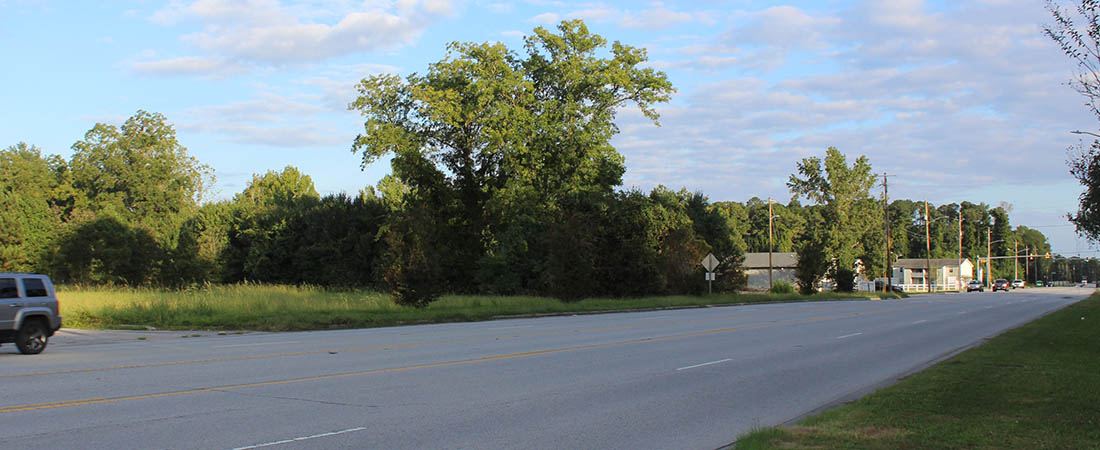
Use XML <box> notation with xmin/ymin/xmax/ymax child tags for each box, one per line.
<box><xmin>57</xmin><ymin>284</ymin><xmax>900</xmax><ymax>331</ymax></box>
<box><xmin>734</xmin><ymin>292</ymin><xmax>1100</xmax><ymax>450</ymax></box>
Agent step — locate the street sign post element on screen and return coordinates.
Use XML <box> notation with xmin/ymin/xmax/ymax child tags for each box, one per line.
<box><xmin>701</xmin><ymin>253</ymin><xmax>720</xmax><ymax>294</ymax></box>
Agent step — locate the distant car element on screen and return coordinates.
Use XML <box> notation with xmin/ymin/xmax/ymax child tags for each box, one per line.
<box><xmin>966</xmin><ymin>280</ymin><xmax>984</xmax><ymax>292</ymax></box>
<box><xmin>1011</xmin><ymin>279</ymin><xmax>1025</xmax><ymax>289</ymax></box>
<box><xmin>0</xmin><ymin>273</ymin><xmax>62</xmax><ymax>354</ymax></box>
<box><xmin>1035</xmin><ymin>280</ymin><xmax>1044</xmax><ymax>287</ymax></box>
<box><xmin>993</xmin><ymin>278</ymin><xmax>1010</xmax><ymax>292</ymax></box>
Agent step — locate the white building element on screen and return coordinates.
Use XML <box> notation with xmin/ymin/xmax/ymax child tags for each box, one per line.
<box><xmin>892</xmin><ymin>258</ymin><xmax>975</xmax><ymax>292</ymax></box>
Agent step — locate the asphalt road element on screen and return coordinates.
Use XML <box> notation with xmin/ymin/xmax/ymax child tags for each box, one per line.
<box><xmin>0</xmin><ymin>287</ymin><xmax>1088</xmax><ymax>450</ymax></box>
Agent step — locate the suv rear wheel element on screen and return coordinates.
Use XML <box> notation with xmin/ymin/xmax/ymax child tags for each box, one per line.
<box><xmin>15</xmin><ymin>319</ymin><xmax>48</xmax><ymax>355</ymax></box>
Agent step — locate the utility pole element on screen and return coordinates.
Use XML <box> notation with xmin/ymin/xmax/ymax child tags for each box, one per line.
<box><xmin>958</xmin><ymin>206</ymin><xmax>963</xmax><ymax>291</ymax></box>
<box><xmin>883</xmin><ymin>173</ymin><xmax>891</xmax><ymax>292</ymax></box>
<box><xmin>768</xmin><ymin>197</ymin><xmax>774</xmax><ymax>289</ymax></box>
<box><xmin>925</xmin><ymin>201</ymin><xmax>932</xmax><ymax>292</ymax></box>
<box><xmin>1026</xmin><ymin>247</ymin><xmax>1030</xmax><ymax>283</ymax></box>
<box><xmin>987</xmin><ymin>228</ymin><xmax>992</xmax><ymax>286</ymax></box>
<box><xmin>1014</xmin><ymin>240</ymin><xmax>1019</xmax><ymax>281</ymax></box>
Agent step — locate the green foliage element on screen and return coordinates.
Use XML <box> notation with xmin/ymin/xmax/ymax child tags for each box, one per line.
<box><xmin>234</xmin><ymin>166</ymin><xmax>319</xmax><ymax>208</ymax></box>
<box><xmin>165</xmin><ymin>201</ymin><xmax>235</xmax><ymax>284</ymax></box>
<box><xmin>219</xmin><ymin>168</ymin><xmax>387</xmax><ymax>288</ymax></box>
<box><xmin>381</xmin><ymin>203</ymin><xmax>445</xmax><ymax>307</ymax></box>
<box><xmin>768</xmin><ymin>280</ymin><xmax>794</xmax><ymax>294</ymax></box>
<box><xmin>69</xmin><ymin>110</ymin><xmax>211</xmax><ymax>249</ymax></box>
<box><xmin>349</xmin><ymin>20</ymin><xmax>675</xmax><ymax>302</ymax></box>
<box><xmin>834</xmin><ymin>267</ymin><xmax>856</xmax><ymax>293</ymax></box>
<box><xmin>795</xmin><ymin>209</ymin><xmax>828</xmax><ymax>295</ymax></box>
<box><xmin>51</xmin><ymin>216</ymin><xmax>162</xmax><ymax>285</ymax></box>
<box><xmin>788</xmin><ymin>147</ymin><xmax>881</xmax><ymax>280</ymax></box>
<box><xmin>0</xmin><ymin>143</ymin><xmax>69</xmax><ymax>271</ymax></box>
<box><xmin>0</xmin><ymin>191</ymin><xmax>55</xmax><ymax>271</ymax></box>
<box><xmin>60</xmin><ymin>284</ymin><xmax>900</xmax><ymax>331</ymax></box>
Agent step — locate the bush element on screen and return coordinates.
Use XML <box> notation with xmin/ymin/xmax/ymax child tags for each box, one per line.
<box><xmin>768</xmin><ymin>280</ymin><xmax>794</xmax><ymax>294</ymax></box>
<box><xmin>834</xmin><ymin>267</ymin><xmax>856</xmax><ymax>293</ymax></box>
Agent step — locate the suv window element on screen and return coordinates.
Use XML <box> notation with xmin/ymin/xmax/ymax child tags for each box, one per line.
<box><xmin>22</xmin><ymin>278</ymin><xmax>48</xmax><ymax>297</ymax></box>
<box><xmin>0</xmin><ymin>278</ymin><xmax>16</xmax><ymax>298</ymax></box>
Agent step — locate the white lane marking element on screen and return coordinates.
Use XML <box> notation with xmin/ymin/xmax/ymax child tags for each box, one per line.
<box><xmin>212</xmin><ymin>341</ymin><xmax>300</xmax><ymax>349</ymax></box>
<box><xmin>836</xmin><ymin>332</ymin><xmax>863</xmax><ymax>339</ymax></box>
<box><xmin>230</xmin><ymin>426</ymin><xmax>368</xmax><ymax>450</ymax></box>
<box><xmin>957</xmin><ymin>311</ymin><xmax>967</xmax><ymax>315</ymax></box>
<box><xmin>985</xmin><ymin>306</ymin><xmax>993</xmax><ymax>309</ymax></box>
<box><xmin>677</xmin><ymin>358</ymin><xmax>732</xmax><ymax>371</ymax></box>
<box><xmin>912</xmin><ymin>320</ymin><xmax>928</xmax><ymax>324</ymax></box>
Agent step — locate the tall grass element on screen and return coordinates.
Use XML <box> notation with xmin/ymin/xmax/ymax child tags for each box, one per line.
<box><xmin>58</xmin><ymin>284</ymin><xmax>902</xmax><ymax>331</ymax></box>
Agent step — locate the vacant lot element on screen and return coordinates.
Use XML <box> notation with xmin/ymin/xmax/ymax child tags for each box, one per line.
<box><xmin>59</xmin><ymin>284</ymin><xmax>900</xmax><ymax>331</ymax></box>
<box><xmin>734</xmin><ymin>291</ymin><xmax>1100</xmax><ymax>449</ymax></box>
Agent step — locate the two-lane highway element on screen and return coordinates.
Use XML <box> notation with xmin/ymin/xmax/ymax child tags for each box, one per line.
<box><xmin>0</xmin><ymin>287</ymin><xmax>1088</xmax><ymax>449</ymax></box>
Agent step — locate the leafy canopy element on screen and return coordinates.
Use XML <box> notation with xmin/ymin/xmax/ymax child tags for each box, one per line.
<box><xmin>788</xmin><ymin>147</ymin><xmax>882</xmax><ymax>274</ymax></box>
<box><xmin>348</xmin><ymin>20</ymin><xmax>675</xmax><ymax>210</ymax></box>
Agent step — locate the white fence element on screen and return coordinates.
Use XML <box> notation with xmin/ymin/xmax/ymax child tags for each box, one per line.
<box><xmin>894</xmin><ymin>283</ymin><xmax>960</xmax><ymax>293</ymax></box>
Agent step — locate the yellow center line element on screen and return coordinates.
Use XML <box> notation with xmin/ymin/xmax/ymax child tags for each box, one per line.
<box><xmin>0</xmin><ymin>305</ymin><xmax>929</xmax><ymax>414</ymax></box>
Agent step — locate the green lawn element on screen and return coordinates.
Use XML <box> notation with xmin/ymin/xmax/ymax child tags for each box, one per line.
<box><xmin>58</xmin><ymin>283</ymin><xmax>901</xmax><ymax>331</ymax></box>
<box><xmin>734</xmin><ymin>292</ymin><xmax>1100</xmax><ymax>449</ymax></box>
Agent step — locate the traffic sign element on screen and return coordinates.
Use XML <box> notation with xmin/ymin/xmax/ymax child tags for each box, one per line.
<box><xmin>701</xmin><ymin>253</ymin><xmax>720</xmax><ymax>271</ymax></box>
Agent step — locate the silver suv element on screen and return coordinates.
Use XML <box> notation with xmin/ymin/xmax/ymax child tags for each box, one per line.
<box><xmin>0</xmin><ymin>273</ymin><xmax>62</xmax><ymax>354</ymax></box>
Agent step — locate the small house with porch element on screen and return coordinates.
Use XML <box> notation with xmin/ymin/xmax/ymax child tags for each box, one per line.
<box><xmin>892</xmin><ymin>258</ymin><xmax>975</xmax><ymax>292</ymax></box>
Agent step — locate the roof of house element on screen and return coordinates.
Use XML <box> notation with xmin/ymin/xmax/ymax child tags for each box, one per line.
<box><xmin>743</xmin><ymin>252</ymin><xmax>798</xmax><ymax>268</ymax></box>
<box><xmin>893</xmin><ymin>258</ymin><xmax>972</xmax><ymax>269</ymax></box>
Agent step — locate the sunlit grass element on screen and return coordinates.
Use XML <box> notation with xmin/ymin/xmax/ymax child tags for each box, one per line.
<box><xmin>58</xmin><ymin>284</ymin><xmax>901</xmax><ymax>331</ymax></box>
<box><xmin>732</xmin><ymin>291</ymin><xmax>1100</xmax><ymax>449</ymax></box>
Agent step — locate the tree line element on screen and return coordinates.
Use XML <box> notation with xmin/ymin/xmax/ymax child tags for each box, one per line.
<box><xmin>0</xmin><ymin>21</ymin><xmax>1057</xmax><ymax>304</ymax></box>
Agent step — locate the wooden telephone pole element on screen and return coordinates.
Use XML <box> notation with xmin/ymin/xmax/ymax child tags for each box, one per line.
<box><xmin>883</xmin><ymin>173</ymin><xmax>892</xmax><ymax>292</ymax></box>
<box><xmin>768</xmin><ymin>198</ymin><xmax>774</xmax><ymax>289</ymax></box>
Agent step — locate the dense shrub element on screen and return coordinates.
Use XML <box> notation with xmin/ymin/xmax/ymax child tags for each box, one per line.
<box><xmin>769</xmin><ymin>280</ymin><xmax>794</xmax><ymax>294</ymax></box>
<box><xmin>834</xmin><ymin>267</ymin><xmax>856</xmax><ymax>293</ymax></box>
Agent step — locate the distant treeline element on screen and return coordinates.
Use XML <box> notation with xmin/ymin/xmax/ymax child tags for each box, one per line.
<box><xmin>0</xmin><ymin>112</ymin><xmax>1060</xmax><ymax>302</ymax></box>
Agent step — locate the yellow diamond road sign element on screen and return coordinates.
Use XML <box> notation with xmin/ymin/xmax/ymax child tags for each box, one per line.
<box><xmin>700</xmin><ymin>253</ymin><xmax>719</xmax><ymax>272</ymax></box>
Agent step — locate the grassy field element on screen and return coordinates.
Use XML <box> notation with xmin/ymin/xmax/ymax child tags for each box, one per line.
<box><xmin>57</xmin><ymin>283</ymin><xmax>901</xmax><ymax>331</ymax></box>
<box><xmin>734</xmin><ymin>292</ymin><xmax>1100</xmax><ymax>449</ymax></box>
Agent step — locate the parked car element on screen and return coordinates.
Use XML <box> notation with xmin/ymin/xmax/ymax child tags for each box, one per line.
<box><xmin>874</xmin><ymin>281</ymin><xmax>906</xmax><ymax>293</ymax></box>
<box><xmin>993</xmin><ymin>278</ymin><xmax>1010</xmax><ymax>292</ymax></box>
<box><xmin>0</xmin><ymin>273</ymin><xmax>62</xmax><ymax>354</ymax></box>
<box><xmin>1035</xmin><ymin>280</ymin><xmax>1044</xmax><ymax>287</ymax></box>
<box><xmin>966</xmin><ymin>280</ymin><xmax>984</xmax><ymax>292</ymax></box>
<box><xmin>1011</xmin><ymin>279</ymin><xmax>1025</xmax><ymax>289</ymax></box>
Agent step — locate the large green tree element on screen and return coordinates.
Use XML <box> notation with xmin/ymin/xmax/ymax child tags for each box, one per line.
<box><xmin>69</xmin><ymin>111</ymin><xmax>211</xmax><ymax>247</ymax></box>
<box><xmin>0</xmin><ymin>143</ymin><xmax>69</xmax><ymax>270</ymax></box>
<box><xmin>788</xmin><ymin>147</ymin><xmax>882</xmax><ymax>278</ymax></box>
<box><xmin>349</xmin><ymin>20</ymin><xmax>674</xmax><ymax>299</ymax></box>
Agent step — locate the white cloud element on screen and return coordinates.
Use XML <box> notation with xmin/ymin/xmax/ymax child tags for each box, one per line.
<box><xmin>620</xmin><ymin>3</ymin><xmax>695</xmax><ymax>30</ymax></box>
<box><xmin>176</xmin><ymin>89</ymin><xmax>357</xmax><ymax>147</ymax></box>
<box><xmin>129</xmin><ymin>55</ymin><xmax>249</xmax><ymax>77</ymax></box>
<box><xmin>142</xmin><ymin>0</ymin><xmax>454</xmax><ymax>72</ymax></box>
<box><xmin>609</xmin><ymin>0</ymin><xmax>1092</xmax><ymax>231</ymax></box>
<box><xmin>530</xmin><ymin>12</ymin><xmax>559</xmax><ymax>25</ymax></box>
<box><xmin>723</xmin><ymin>6</ymin><xmax>841</xmax><ymax>51</ymax></box>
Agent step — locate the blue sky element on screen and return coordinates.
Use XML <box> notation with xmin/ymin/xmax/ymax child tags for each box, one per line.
<box><xmin>1</xmin><ymin>0</ymin><xmax>1096</xmax><ymax>255</ymax></box>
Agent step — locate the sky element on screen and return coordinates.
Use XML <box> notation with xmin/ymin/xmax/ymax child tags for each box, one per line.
<box><xmin>2</xmin><ymin>0</ymin><xmax>1097</xmax><ymax>256</ymax></box>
